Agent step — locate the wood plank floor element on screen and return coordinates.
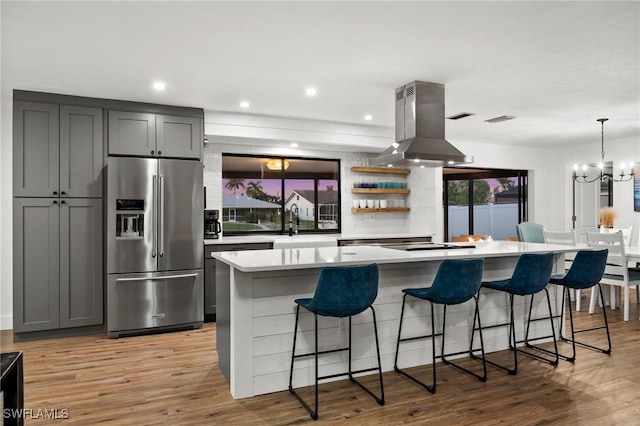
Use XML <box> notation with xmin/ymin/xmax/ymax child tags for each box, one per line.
<box><xmin>2</xmin><ymin>294</ymin><xmax>639</xmax><ymax>425</ymax></box>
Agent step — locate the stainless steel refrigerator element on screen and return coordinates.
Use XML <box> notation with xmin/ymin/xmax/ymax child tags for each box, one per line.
<box><xmin>106</xmin><ymin>157</ymin><xmax>203</xmax><ymax>338</ymax></box>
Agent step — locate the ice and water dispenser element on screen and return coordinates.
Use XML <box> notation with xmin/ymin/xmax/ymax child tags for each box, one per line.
<box><xmin>115</xmin><ymin>199</ymin><xmax>145</xmax><ymax>239</ymax></box>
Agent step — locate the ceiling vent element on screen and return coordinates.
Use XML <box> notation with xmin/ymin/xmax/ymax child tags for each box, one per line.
<box><xmin>447</xmin><ymin>112</ymin><xmax>475</xmax><ymax>120</ymax></box>
<box><xmin>485</xmin><ymin>115</ymin><xmax>515</xmax><ymax>123</ymax></box>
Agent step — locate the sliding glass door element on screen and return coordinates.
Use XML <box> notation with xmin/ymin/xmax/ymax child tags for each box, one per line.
<box><xmin>444</xmin><ymin>168</ymin><xmax>528</xmax><ymax>241</ymax></box>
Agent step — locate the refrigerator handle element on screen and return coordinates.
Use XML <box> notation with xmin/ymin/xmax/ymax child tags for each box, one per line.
<box><xmin>152</xmin><ymin>174</ymin><xmax>157</xmax><ymax>258</ymax></box>
<box><xmin>159</xmin><ymin>174</ymin><xmax>165</xmax><ymax>257</ymax></box>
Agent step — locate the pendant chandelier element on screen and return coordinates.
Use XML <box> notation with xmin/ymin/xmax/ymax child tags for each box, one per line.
<box><xmin>572</xmin><ymin>118</ymin><xmax>635</xmax><ymax>183</ymax></box>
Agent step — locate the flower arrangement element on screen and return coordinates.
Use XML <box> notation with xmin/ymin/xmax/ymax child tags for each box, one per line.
<box><xmin>598</xmin><ymin>207</ymin><xmax>617</xmax><ymax>229</ymax></box>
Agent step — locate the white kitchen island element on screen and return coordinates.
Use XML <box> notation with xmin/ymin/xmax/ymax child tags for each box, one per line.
<box><xmin>213</xmin><ymin>241</ymin><xmax>579</xmax><ymax>399</ymax></box>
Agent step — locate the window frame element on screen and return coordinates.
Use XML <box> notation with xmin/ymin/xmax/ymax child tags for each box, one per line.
<box><xmin>221</xmin><ymin>154</ymin><xmax>341</xmax><ymax>236</ymax></box>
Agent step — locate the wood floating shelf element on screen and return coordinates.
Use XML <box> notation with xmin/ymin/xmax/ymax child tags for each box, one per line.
<box><xmin>351</xmin><ymin>188</ymin><xmax>410</xmax><ymax>194</ymax></box>
<box><xmin>351</xmin><ymin>207</ymin><xmax>410</xmax><ymax>213</ymax></box>
<box><xmin>350</xmin><ymin>166</ymin><xmax>410</xmax><ymax>175</ymax></box>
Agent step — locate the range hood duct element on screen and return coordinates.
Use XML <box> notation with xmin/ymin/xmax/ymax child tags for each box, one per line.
<box><xmin>370</xmin><ymin>81</ymin><xmax>473</xmax><ymax>167</ymax></box>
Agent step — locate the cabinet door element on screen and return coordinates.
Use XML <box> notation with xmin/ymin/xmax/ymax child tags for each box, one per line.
<box><xmin>156</xmin><ymin>115</ymin><xmax>202</xmax><ymax>159</ymax></box>
<box><xmin>60</xmin><ymin>106</ymin><xmax>104</xmax><ymax>198</ymax></box>
<box><xmin>108</xmin><ymin>111</ymin><xmax>156</xmax><ymax>156</ymax></box>
<box><xmin>59</xmin><ymin>199</ymin><xmax>103</xmax><ymax>328</ymax></box>
<box><xmin>13</xmin><ymin>102</ymin><xmax>59</xmax><ymax>197</ymax></box>
<box><xmin>13</xmin><ymin>199</ymin><xmax>60</xmax><ymax>332</ymax></box>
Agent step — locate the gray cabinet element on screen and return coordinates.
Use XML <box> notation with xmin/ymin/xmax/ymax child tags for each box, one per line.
<box><xmin>59</xmin><ymin>199</ymin><xmax>103</xmax><ymax>328</ymax></box>
<box><xmin>107</xmin><ymin>111</ymin><xmax>156</xmax><ymax>157</ymax></box>
<box><xmin>13</xmin><ymin>102</ymin><xmax>59</xmax><ymax>197</ymax></box>
<box><xmin>60</xmin><ymin>106</ymin><xmax>104</xmax><ymax>198</ymax></box>
<box><xmin>204</xmin><ymin>242</ymin><xmax>272</xmax><ymax>322</ymax></box>
<box><xmin>13</xmin><ymin>198</ymin><xmax>103</xmax><ymax>333</ymax></box>
<box><xmin>13</xmin><ymin>102</ymin><xmax>103</xmax><ymax>198</ymax></box>
<box><xmin>108</xmin><ymin>111</ymin><xmax>202</xmax><ymax>159</ymax></box>
<box><xmin>13</xmin><ymin>199</ymin><xmax>60</xmax><ymax>332</ymax></box>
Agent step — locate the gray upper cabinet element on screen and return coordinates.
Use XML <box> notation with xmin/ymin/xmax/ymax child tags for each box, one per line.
<box><xmin>156</xmin><ymin>114</ymin><xmax>202</xmax><ymax>159</ymax></box>
<box><xmin>13</xmin><ymin>102</ymin><xmax>104</xmax><ymax>198</ymax></box>
<box><xmin>108</xmin><ymin>110</ymin><xmax>201</xmax><ymax>159</ymax></box>
<box><xmin>13</xmin><ymin>102</ymin><xmax>60</xmax><ymax>197</ymax></box>
<box><xmin>60</xmin><ymin>106</ymin><xmax>104</xmax><ymax>198</ymax></box>
<box><xmin>13</xmin><ymin>198</ymin><xmax>61</xmax><ymax>333</ymax></box>
<box><xmin>108</xmin><ymin>111</ymin><xmax>156</xmax><ymax>157</ymax></box>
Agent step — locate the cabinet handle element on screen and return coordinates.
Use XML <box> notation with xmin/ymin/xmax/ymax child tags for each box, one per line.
<box><xmin>61</xmin><ymin>191</ymin><xmax>66</xmax><ymax>196</ymax></box>
<box><xmin>53</xmin><ymin>191</ymin><xmax>58</xmax><ymax>195</ymax></box>
<box><xmin>53</xmin><ymin>200</ymin><xmax>58</xmax><ymax>205</ymax></box>
<box><xmin>158</xmin><ymin>151</ymin><xmax>162</xmax><ymax>155</ymax></box>
<box><xmin>151</xmin><ymin>150</ymin><xmax>155</xmax><ymax>155</ymax></box>
<box><xmin>61</xmin><ymin>200</ymin><xmax>66</xmax><ymax>205</ymax></box>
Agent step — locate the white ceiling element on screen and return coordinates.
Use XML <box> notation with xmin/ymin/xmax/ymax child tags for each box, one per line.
<box><xmin>2</xmin><ymin>1</ymin><xmax>639</xmax><ymax>151</ymax></box>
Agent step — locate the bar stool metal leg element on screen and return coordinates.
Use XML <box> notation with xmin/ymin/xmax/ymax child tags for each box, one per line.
<box><xmin>289</xmin><ymin>306</ymin><xmax>384</xmax><ymax>420</ymax></box>
<box><xmin>521</xmin><ymin>288</ymin><xmax>559</xmax><ymax>366</ymax></box>
<box><xmin>395</xmin><ymin>293</ymin><xmax>487</xmax><ymax>393</ymax></box>
<box><xmin>558</xmin><ymin>283</ymin><xmax>611</xmax><ymax>360</ymax></box>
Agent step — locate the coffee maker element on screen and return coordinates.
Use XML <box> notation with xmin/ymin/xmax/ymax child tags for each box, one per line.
<box><xmin>204</xmin><ymin>209</ymin><xmax>221</xmax><ymax>239</ymax></box>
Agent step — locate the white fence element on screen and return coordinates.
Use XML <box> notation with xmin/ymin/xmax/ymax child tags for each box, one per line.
<box><xmin>448</xmin><ymin>203</ymin><xmax>519</xmax><ymax>240</ymax></box>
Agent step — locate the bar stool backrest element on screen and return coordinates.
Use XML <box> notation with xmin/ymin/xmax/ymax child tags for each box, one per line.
<box><xmin>428</xmin><ymin>258</ymin><xmax>484</xmax><ymax>304</ymax></box>
<box><xmin>561</xmin><ymin>249</ymin><xmax>609</xmax><ymax>289</ymax></box>
<box><xmin>508</xmin><ymin>252</ymin><xmax>554</xmax><ymax>295</ymax></box>
<box><xmin>307</xmin><ymin>263</ymin><xmax>379</xmax><ymax>317</ymax></box>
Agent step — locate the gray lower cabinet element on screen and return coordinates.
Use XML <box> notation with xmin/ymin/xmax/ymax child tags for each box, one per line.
<box><xmin>108</xmin><ymin>110</ymin><xmax>202</xmax><ymax>159</ymax></box>
<box><xmin>13</xmin><ymin>198</ymin><xmax>103</xmax><ymax>333</ymax></box>
<box><xmin>13</xmin><ymin>102</ymin><xmax>103</xmax><ymax>198</ymax></box>
<box><xmin>204</xmin><ymin>242</ymin><xmax>272</xmax><ymax>322</ymax></box>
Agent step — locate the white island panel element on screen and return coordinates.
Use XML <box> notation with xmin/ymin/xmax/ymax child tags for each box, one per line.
<box><xmin>215</xmin><ymin>242</ymin><xmax>575</xmax><ymax>399</ymax></box>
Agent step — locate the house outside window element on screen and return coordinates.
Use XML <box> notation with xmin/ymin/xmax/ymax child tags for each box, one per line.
<box><xmin>222</xmin><ymin>155</ymin><xmax>340</xmax><ymax>235</ymax></box>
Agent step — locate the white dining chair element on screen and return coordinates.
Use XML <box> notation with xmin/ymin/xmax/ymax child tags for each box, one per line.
<box><xmin>587</xmin><ymin>231</ymin><xmax>640</xmax><ymax>321</ymax></box>
<box><xmin>544</xmin><ymin>229</ymin><xmax>581</xmax><ymax>309</ymax></box>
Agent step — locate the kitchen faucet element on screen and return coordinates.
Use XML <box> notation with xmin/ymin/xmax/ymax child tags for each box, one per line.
<box><xmin>289</xmin><ymin>203</ymin><xmax>300</xmax><ymax>236</ymax></box>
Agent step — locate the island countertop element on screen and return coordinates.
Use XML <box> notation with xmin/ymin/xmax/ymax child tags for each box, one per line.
<box><xmin>212</xmin><ymin>241</ymin><xmax>579</xmax><ymax>272</ymax></box>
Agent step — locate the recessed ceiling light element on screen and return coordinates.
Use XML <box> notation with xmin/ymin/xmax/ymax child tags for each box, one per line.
<box><xmin>240</xmin><ymin>101</ymin><xmax>250</xmax><ymax>108</ymax></box>
<box><xmin>152</xmin><ymin>81</ymin><xmax>166</xmax><ymax>91</ymax></box>
<box><xmin>364</xmin><ymin>114</ymin><xmax>373</xmax><ymax>121</ymax></box>
<box><xmin>305</xmin><ymin>87</ymin><xmax>318</xmax><ymax>96</ymax></box>
<box><xmin>290</xmin><ymin>143</ymin><xmax>298</xmax><ymax>148</ymax></box>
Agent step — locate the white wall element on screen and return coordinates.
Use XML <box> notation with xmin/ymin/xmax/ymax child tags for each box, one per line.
<box><xmin>0</xmin><ymin>0</ymin><xmax>13</xmax><ymax>329</ymax></box>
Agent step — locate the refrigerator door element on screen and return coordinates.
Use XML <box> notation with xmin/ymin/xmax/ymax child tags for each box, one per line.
<box><xmin>107</xmin><ymin>157</ymin><xmax>158</xmax><ymax>274</ymax></box>
<box><xmin>158</xmin><ymin>159</ymin><xmax>203</xmax><ymax>271</ymax></box>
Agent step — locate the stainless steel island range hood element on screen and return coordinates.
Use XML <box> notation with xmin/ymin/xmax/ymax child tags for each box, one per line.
<box><xmin>370</xmin><ymin>81</ymin><xmax>473</xmax><ymax>167</ymax></box>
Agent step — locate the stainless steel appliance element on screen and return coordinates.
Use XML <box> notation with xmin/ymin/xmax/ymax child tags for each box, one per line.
<box><xmin>370</xmin><ymin>81</ymin><xmax>473</xmax><ymax>167</ymax></box>
<box><xmin>204</xmin><ymin>209</ymin><xmax>221</xmax><ymax>239</ymax></box>
<box><xmin>106</xmin><ymin>157</ymin><xmax>203</xmax><ymax>338</ymax></box>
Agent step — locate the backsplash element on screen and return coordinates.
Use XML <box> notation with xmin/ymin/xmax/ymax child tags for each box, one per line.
<box><xmin>202</xmin><ymin>143</ymin><xmax>438</xmax><ymax>238</ymax></box>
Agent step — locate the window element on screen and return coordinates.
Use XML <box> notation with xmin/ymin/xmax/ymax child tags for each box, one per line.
<box><xmin>444</xmin><ymin>168</ymin><xmax>528</xmax><ymax>241</ymax></box>
<box><xmin>221</xmin><ymin>155</ymin><xmax>340</xmax><ymax>235</ymax></box>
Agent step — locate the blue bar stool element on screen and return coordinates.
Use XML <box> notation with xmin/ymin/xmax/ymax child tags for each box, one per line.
<box><xmin>394</xmin><ymin>258</ymin><xmax>486</xmax><ymax>393</ymax></box>
<box><xmin>547</xmin><ymin>249</ymin><xmax>610</xmax><ymax>362</ymax></box>
<box><xmin>288</xmin><ymin>263</ymin><xmax>384</xmax><ymax>420</ymax></box>
<box><xmin>471</xmin><ymin>252</ymin><xmax>557</xmax><ymax>374</ymax></box>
